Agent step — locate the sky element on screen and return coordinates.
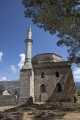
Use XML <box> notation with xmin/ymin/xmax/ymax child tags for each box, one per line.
<box><xmin>0</xmin><ymin>0</ymin><xmax>80</xmax><ymax>82</ymax></box>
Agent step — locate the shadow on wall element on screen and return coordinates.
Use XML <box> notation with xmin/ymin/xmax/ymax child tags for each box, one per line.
<box><xmin>47</xmin><ymin>71</ymin><xmax>76</xmax><ymax>102</ymax></box>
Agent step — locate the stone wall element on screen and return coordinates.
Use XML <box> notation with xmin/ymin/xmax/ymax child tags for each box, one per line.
<box><xmin>19</xmin><ymin>69</ymin><xmax>30</xmax><ymax>101</ymax></box>
<box><xmin>0</xmin><ymin>95</ymin><xmax>33</xmax><ymax>106</ymax></box>
<box><xmin>0</xmin><ymin>95</ymin><xmax>18</xmax><ymax>106</ymax></box>
<box><xmin>19</xmin><ymin>68</ymin><xmax>34</xmax><ymax>103</ymax></box>
<box><xmin>33</xmin><ymin>62</ymin><xmax>76</xmax><ymax>102</ymax></box>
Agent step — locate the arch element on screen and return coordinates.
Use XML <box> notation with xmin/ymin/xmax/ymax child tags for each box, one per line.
<box><xmin>56</xmin><ymin>83</ymin><xmax>62</xmax><ymax>92</ymax></box>
<box><xmin>41</xmin><ymin>72</ymin><xmax>45</xmax><ymax>78</ymax></box>
<box><xmin>40</xmin><ymin>84</ymin><xmax>46</xmax><ymax>93</ymax></box>
<box><xmin>55</xmin><ymin>71</ymin><xmax>59</xmax><ymax>77</ymax></box>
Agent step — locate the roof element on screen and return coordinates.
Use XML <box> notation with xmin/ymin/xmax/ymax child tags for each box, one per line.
<box><xmin>33</xmin><ymin>53</ymin><xmax>62</xmax><ymax>58</ymax></box>
<box><xmin>32</xmin><ymin>53</ymin><xmax>62</xmax><ymax>64</ymax></box>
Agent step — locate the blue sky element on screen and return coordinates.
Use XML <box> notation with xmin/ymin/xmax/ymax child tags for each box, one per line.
<box><xmin>0</xmin><ymin>0</ymin><xmax>80</xmax><ymax>82</ymax></box>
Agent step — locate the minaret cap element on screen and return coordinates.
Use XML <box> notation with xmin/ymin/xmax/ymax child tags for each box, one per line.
<box><xmin>28</xmin><ymin>25</ymin><xmax>31</xmax><ymax>31</ymax></box>
<box><xmin>27</xmin><ymin>25</ymin><xmax>32</xmax><ymax>39</ymax></box>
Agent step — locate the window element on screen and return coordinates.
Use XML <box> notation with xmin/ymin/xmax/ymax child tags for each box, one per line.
<box><xmin>55</xmin><ymin>71</ymin><xmax>59</xmax><ymax>77</ymax></box>
<box><xmin>41</xmin><ymin>72</ymin><xmax>45</xmax><ymax>78</ymax></box>
<box><xmin>56</xmin><ymin>83</ymin><xmax>62</xmax><ymax>92</ymax></box>
<box><xmin>40</xmin><ymin>84</ymin><xmax>46</xmax><ymax>93</ymax></box>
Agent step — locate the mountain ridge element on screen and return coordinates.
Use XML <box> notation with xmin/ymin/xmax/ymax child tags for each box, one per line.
<box><xmin>0</xmin><ymin>81</ymin><xmax>79</xmax><ymax>94</ymax></box>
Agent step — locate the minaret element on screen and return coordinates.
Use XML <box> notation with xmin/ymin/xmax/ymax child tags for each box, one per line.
<box><xmin>22</xmin><ymin>25</ymin><xmax>33</xmax><ymax>69</ymax></box>
<box><xmin>19</xmin><ymin>26</ymin><xmax>34</xmax><ymax>104</ymax></box>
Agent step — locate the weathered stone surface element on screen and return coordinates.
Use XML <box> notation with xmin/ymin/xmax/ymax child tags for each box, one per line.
<box><xmin>19</xmin><ymin>69</ymin><xmax>34</xmax><ymax>104</ymax></box>
<box><xmin>32</xmin><ymin>53</ymin><xmax>62</xmax><ymax>63</ymax></box>
<box><xmin>33</xmin><ymin>59</ymin><xmax>76</xmax><ymax>102</ymax></box>
<box><xmin>19</xmin><ymin>69</ymin><xmax>30</xmax><ymax>100</ymax></box>
<box><xmin>0</xmin><ymin>95</ymin><xmax>18</xmax><ymax>106</ymax></box>
<box><xmin>22</xmin><ymin>62</ymin><xmax>33</xmax><ymax>69</ymax></box>
<box><xmin>19</xmin><ymin>53</ymin><xmax>76</xmax><ymax>104</ymax></box>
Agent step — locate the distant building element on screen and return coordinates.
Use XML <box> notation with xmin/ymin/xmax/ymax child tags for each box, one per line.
<box><xmin>2</xmin><ymin>90</ymin><xmax>11</xmax><ymax>96</ymax></box>
<box><xmin>19</xmin><ymin>26</ymin><xmax>76</xmax><ymax>104</ymax></box>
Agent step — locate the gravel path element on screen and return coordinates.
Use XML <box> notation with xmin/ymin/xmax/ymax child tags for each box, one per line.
<box><xmin>0</xmin><ymin>101</ymin><xmax>80</xmax><ymax>120</ymax></box>
<box><xmin>0</xmin><ymin>102</ymin><xmax>79</xmax><ymax>120</ymax></box>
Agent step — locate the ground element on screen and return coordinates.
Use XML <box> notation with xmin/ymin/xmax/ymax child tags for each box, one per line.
<box><xmin>0</xmin><ymin>97</ymin><xmax>80</xmax><ymax>120</ymax></box>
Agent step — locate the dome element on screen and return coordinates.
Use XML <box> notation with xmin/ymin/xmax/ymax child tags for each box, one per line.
<box><xmin>32</xmin><ymin>53</ymin><xmax>62</xmax><ymax>64</ymax></box>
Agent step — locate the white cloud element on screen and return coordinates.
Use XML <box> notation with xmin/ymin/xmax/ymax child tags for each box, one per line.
<box><xmin>73</xmin><ymin>68</ymin><xmax>80</xmax><ymax>82</ymax></box>
<box><xmin>0</xmin><ymin>77</ymin><xmax>7</xmax><ymax>81</ymax></box>
<box><xmin>74</xmin><ymin>68</ymin><xmax>80</xmax><ymax>74</ymax></box>
<box><xmin>18</xmin><ymin>53</ymin><xmax>25</xmax><ymax>69</ymax></box>
<box><xmin>0</xmin><ymin>52</ymin><xmax>3</xmax><ymax>62</ymax></box>
<box><xmin>10</xmin><ymin>53</ymin><xmax>25</xmax><ymax>76</ymax></box>
<box><xmin>74</xmin><ymin>75</ymin><xmax>80</xmax><ymax>82</ymax></box>
<box><xmin>74</xmin><ymin>76</ymin><xmax>80</xmax><ymax>79</ymax></box>
<box><xmin>10</xmin><ymin>65</ymin><xmax>17</xmax><ymax>73</ymax></box>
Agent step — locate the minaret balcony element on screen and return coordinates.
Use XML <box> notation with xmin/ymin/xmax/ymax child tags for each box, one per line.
<box><xmin>25</xmin><ymin>39</ymin><xmax>33</xmax><ymax>43</ymax></box>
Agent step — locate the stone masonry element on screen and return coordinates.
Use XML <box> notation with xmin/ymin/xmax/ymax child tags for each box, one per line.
<box><xmin>19</xmin><ymin>26</ymin><xmax>76</xmax><ymax>104</ymax></box>
<box><xmin>19</xmin><ymin>26</ymin><xmax>34</xmax><ymax>105</ymax></box>
<box><xmin>32</xmin><ymin>53</ymin><xmax>76</xmax><ymax>102</ymax></box>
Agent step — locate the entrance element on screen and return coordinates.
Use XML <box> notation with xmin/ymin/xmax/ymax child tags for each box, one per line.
<box><xmin>40</xmin><ymin>84</ymin><xmax>48</xmax><ymax>102</ymax></box>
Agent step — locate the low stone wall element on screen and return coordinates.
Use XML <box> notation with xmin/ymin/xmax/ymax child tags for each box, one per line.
<box><xmin>0</xmin><ymin>95</ymin><xmax>18</xmax><ymax>106</ymax></box>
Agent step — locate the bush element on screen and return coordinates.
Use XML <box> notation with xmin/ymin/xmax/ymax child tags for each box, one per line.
<box><xmin>77</xmin><ymin>90</ymin><xmax>80</xmax><ymax>96</ymax></box>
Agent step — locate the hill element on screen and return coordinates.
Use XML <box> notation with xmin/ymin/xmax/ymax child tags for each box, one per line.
<box><xmin>0</xmin><ymin>81</ymin><xmax>19</xmax><ymax>95</ymax></box>
<box><xmin>75</xmin><ymin>82</ymin><xmax>80</xmax><ymax>90</ymax></box>
<box><xmin>0</xmin><ymin>81</ymin><xmax>79</xmax><ymax>95</ymax></box>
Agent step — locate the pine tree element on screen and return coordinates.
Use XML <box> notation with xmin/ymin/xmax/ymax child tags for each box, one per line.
<box><xmin>22</xmin><ymin>0</ymin><xmax>80</xmax><ymax>66</ymax></box>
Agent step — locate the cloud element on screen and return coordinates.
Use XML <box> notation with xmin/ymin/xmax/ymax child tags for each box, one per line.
<box><xmin>74</xmin><ymin>75</ymin><xmax>80</xmax><ymax>82</ymax></box>
<box><xmin>0</xmin><ymin>52</ymin><xmax>3</xmax><ymax>61</ymax></box>
<box><xmin>73</xmin><ymin>68</ymin><xmax>80</xmax><ymax>82</ymax></box>
<box><xmin>0</xmin><ymin>77</ymin><xmax>7</xmax><ymax>81</ymax></box>
<box><xmin>74</xmin><ymin>68</ymin><xmax>80</xmax><ymax>74</ymax></box>
<box><xmin>18</xmin><ymin>53</ymin><xmax>25</xmax><ymax>69</ymax></box>
<box><xmin>10</xmin><ymin>53</ymin><xmax>25</xmax><ymax>76</ymax></box>
<box><xmin>10</xmin><ymin>65</ymin><xmax>17</xmax><ymax>73</ymax></box>
<box><xmin>74</xmin><ymin>76</ymin><xmax>80</xmax><ymax>79</ymax></box>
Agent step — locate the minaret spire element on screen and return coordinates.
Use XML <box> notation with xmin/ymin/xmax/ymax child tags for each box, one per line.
<box><xmin>22</xmin><ymin>25</ymin><xmax>33</xmax><ymax>69</ymax></box>
<box><xmin>27</xmin><ymin>25</ymin><xmax>32</xmax><ymax>39</ymax></box>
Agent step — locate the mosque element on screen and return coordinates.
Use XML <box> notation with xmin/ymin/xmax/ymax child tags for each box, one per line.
<box><xmin>19</xmin><ymin>26</ymin><xmax>76</xmax><ymax>104</ymax></box>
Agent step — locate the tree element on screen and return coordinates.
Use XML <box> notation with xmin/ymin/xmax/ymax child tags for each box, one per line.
<box><xmin>22</xmin><ymin>0</ymin><xmax>80</xmax><ymax>66</ymax></box>
<box><xmin>0</xmin><ymin>85</ymin><xmax>4</xmax><ymax>90</ymax></box>
<box><xmin>0</xmin><ymin>85</ymin><xmax>5</xmax><ymax>95</ymax></box>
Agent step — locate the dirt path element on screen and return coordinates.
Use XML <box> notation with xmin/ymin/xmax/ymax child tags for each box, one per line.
<box><xmin>0</xmin><ymin>95</ymin><xmax>80</xmax><ymax>120</ymax></box>
<box><xmin>62</xmin><ymin>112</ymin><xmax>80</xmax><ymax>120</ymax></box>
<box><xmin>22</xmin><ymin>111</ymin><xmax>80</xmax><ymax>120</ymax></box>
<box><xmin>0</xmin><ymin>106</ymin><xmax>16</xmax><ymax>111</ymax></box>
<box><xmin>0</xmin><ymin>102</ymin><xmax>80</xmax><ymax>120</ymax></box>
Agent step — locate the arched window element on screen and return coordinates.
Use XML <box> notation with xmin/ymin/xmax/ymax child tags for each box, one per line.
<box><xmin>41</xmin><ymin>72</ymin><xmax>45</xmax><ymax>78</ymax></box>
<box><xmin>40</xmin><ymin>84</ymin><xmax>46</xmax><ymax>93</ymax></box>
<box><xmin>55</xmin><ymin>71</ymin><xmax>59</xmax><ymax>77</ymax></box>
<box><xmin>56</xmin><ymin>83</ymin><xmax>62</xmax><ymax>92</ymax></box>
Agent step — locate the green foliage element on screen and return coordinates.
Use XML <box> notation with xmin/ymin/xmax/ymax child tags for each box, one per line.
<box><xmin>77</xmin><ymin>90</ymin><xmax>80</xmax><ymax>96</ymax></box>
<box><xmin>0</xmin><ymin>85</ymin><xmax>4</xmax><ymax>90</ymax></box>
<box><xmin>22</xmin><ymin>0</ymin><xmax>80</xmax><ymax>66</ymax></box>
<box><xmin>75</xmin><ymin>82</ymin><xmax>80</xmax><ymax>90</ymax></box>
<box><xmin>57</xmin><ymin>34</ymin><xmax>80</xmax><ymax>65</ymax></box>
